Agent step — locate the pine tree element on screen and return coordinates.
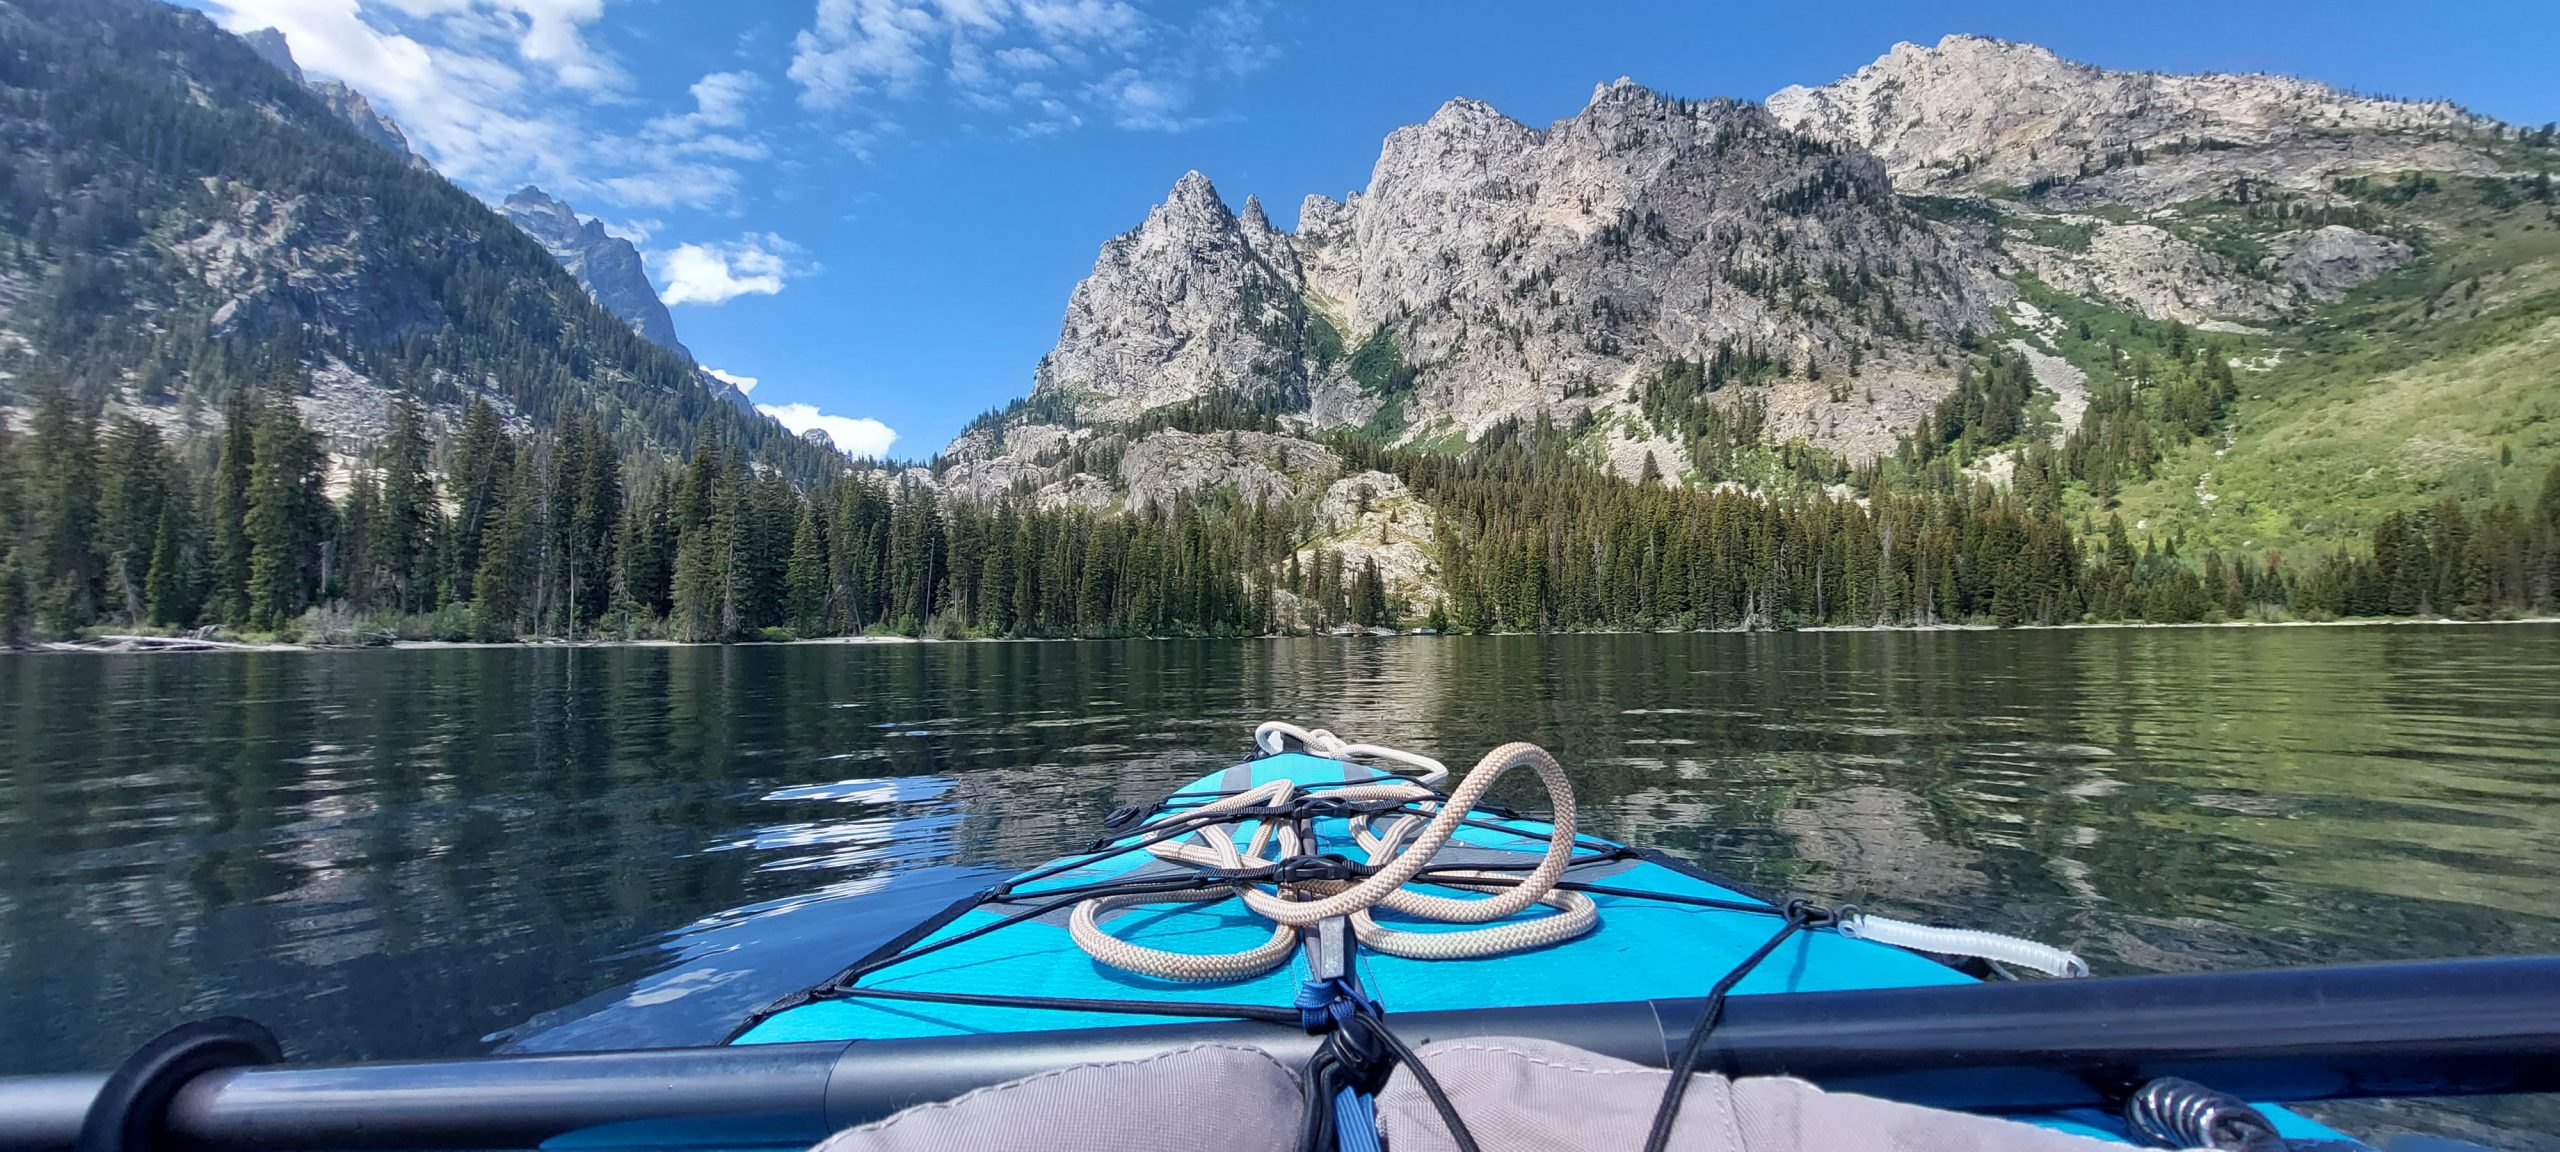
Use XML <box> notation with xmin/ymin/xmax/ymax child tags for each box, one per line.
<box><xmin>1350</xmin><ymin>557</ymin><xmax>1388</xmax><ymax>627</ymax></box>
<box><xmin>669</xmin><ymin>524</ymin><xmax>720</xmax><ymax>642</ymax></box>
<box><xmin>144</xmin><ymin>492</ymin><xmax>201</xmax><ymax>628</ymax></box>
<box><xmin>373</xmin><ymin>392</ymin><xmax>437</xmax><ymax>614</ymax></box>
<box><xmin>206</xmin><ymin>386</ymin><xmax>257</xmax><ymax>623</ymax></box>
<box><xmin>787</xmin><ymin>502</ymin><xmax>829</xmax><ymax>635</ymax></box>
<box><xmin>446</xmin><ymin>398</ymin><xmax>512</xmax><ymax>603</ymax></box>
<box><xmin>472</xmin><ymin>449</ymin><xmax>545</xmax><ymax>641</ymax></box>
<box><xmin>243</xmin><ymin>393</ymin><xmax>329</xmax><ymax>631</ymax></box>
<box><xmin>98</xmin><ymin>416</ymin><xmax>173</xmax><ymax>626</ymax></box>
<box><xmin>22</xmin><ymin>387</ymin><xmax>104</xmax><ymax>635</ymax></box>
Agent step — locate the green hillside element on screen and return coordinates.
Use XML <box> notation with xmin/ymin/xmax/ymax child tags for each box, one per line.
<box><xmin>2029</xmin><ymin>175</ymin><xmax>2560</xmax><ymax>554</ymax></box>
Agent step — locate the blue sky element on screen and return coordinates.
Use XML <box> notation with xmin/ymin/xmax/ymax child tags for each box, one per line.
<box><xmin>188</xmin><ymin>0</ymin><xmax>2559</xmax><ymax>460</ymax></box>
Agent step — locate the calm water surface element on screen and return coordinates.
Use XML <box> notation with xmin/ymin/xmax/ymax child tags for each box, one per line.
<box><xmin>3</xmin><ymin>627</ymin><xmax>2557</xmax><ymax>1145</ymax></box>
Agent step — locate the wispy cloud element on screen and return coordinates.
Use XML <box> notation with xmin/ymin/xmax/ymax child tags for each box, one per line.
<box><xmin>786</xmin><ymin>0</ymin><xmax>1276</xmax><ymax>142</ymax></box>
<box><xmin>703</xmin><ymin>367</ymin><xmax>759</xmax><ymax>394</ymax></box>
<box><xmin>649</xmin><ymin>70</ymin><xmax>762</xmax><ymax>137</ymax></box>
<box><xmin>757</xmin><ymin>402</ymin><xmax>898</xmax><ymax>458</ymax></box>
<box><xmin>204</xmin><ymin>0</ymin><xmax>775</xmax><ymax>214</ymax></box>
<box><xmin>650</xmin><ymin>233</ymin><xmax>810</xmax><ymax>306</ymax></box>
<box><xmin>1086</xmin><ymin>68</ymin><xmax>1191</xmax><ymax>131</ymax></box>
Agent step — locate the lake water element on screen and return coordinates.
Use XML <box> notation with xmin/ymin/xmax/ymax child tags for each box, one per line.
<box><xmin>3</xmin><ymin>627</ymin><xmax>2557</xmax><ymax>1146</ymax></box>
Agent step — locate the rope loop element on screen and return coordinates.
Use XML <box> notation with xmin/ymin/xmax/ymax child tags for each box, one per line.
<box><xmin>1068</xmin><ymin>727</ymin><xmax>1595</xmax><ymax>981</ymax></box>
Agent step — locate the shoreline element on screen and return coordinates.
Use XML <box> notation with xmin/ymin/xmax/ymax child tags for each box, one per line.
<box><xmin>15</xmin><ymin>615</ymin><xmax>2559</xmax><ymax>655</ymax></box>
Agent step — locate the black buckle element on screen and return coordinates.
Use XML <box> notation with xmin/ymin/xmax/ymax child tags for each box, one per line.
<box><xmin>1271</xmin><ymin>853</ymin><xmax>1370</xmax><ymax>884</ymax></box>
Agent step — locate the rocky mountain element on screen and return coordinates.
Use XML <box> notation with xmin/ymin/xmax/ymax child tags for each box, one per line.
<box><xmin>238</xmin><ymin>27</ymin><xmax>428</xmax><ymax>168</ymax></box>
<box><xmin>0</xmin><ymin>0</ymin><xmax>838</xmax><ymax>481</ymax></box>
<box><xmin>1767</xmin><ymin>35</ymin><xmax>2495</xmax><ymax>209</ymax></box>
<box><xmin>979</xmin><ymin>44</ymin><xmax>2525</xmax><ymax>483</ymax></box>
<box><xmin>239</xmin><ymin>30</ymin><xmax>722</xmax><ymax>405</ymax></box>
<box><xmin>500</xmin><ymin>186</ymin><xmax>692</xmax><ymax>361</ymax></box>
<box><xmin>937</xmin><ymin>33</ymin><xmax>2555</xmax><ymax>619</ymax></box>
<box><xmin>975</xmin><ymin>85</ymin><xmax>2018</xmax><ymax>483</ymax></box>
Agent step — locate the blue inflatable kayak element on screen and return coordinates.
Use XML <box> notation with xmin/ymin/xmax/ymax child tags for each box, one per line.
<box><xmin>729</xmin><ymin>728</ymin><xmax>2358</xmax><ymax>1146</ymax></box>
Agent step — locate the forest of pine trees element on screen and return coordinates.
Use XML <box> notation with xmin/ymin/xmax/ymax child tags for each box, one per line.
<box><xmin>3</xmin><ymin>382</ymin><xmax>2556</xmax><ymax>648</ymax></box>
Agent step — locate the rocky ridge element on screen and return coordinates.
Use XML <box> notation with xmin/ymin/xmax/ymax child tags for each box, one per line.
<box><xmin>240</xmin><ymin>28</ymin><xmax>428</xmax><ymax>168</ymax></box>
<box><xmin>501</xmin><ymin>186</ymin><xmax>693</xmax><ymax>361</ymax></box>
<box><xmin>1768</xmin><ymin>34</ymin><xmax>2495</xmax><ymax>209</ymax></box>
<box><xmin>987</xmin><ymin>86</ymin><xmax>2019</xmax><ymax>475</ymax></box>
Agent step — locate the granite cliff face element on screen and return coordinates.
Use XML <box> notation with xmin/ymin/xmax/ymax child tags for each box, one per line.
<box><xmin>239</xmin><ymin>28</ymin><xmax>428</xmax><ymax>168</ymax></box>
<box><xmin>1031</xmin><ymin>172</ymin><xmax>1319</xmax><ymax>425</ymax></box>
<box><xmin>1004</xmin><ymin>84</ymin><xmax>2014</xmax><ymax>468</ymax></box>
<box><xmin>1767</xmin><ymin>35</ymin><xmax>2494</xmax><ymax>209</ymax></box>
<box><xmin>500</xmin><ymin>186</ymin><xmax>693</xmax><ymax>362</ymax></box>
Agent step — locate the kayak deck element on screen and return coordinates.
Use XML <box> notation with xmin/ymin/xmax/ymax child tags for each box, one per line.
<box><xmin>736</xmin><ymin>751</ymin><xmax>1969</xmax><ymax>1043</ymax></box>
<box><xmin>731</xmin><ymin>748</ymin><xmax>2352</xmax><ymax>1145</ymax></box>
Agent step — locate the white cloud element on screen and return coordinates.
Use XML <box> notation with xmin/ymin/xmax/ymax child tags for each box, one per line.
<box><xmin>789</xmin><ymin>0</ymin><xmax>941</xmax><ymax>108</ymax></box>
<box><xmin>1087</xmin><ymin>68</ymin><xmax>1192</xmax><ymax>131</ymax></box>
<box><xmin>595</xmin><ymin>215</ymin><xmax>662</xmax><ymax>244</ymax></box>
<box><xmin>205</xmin><ymin>1</ymin><xmax>774</xmax><ymax>213</ymax></box>
<box><xmin>757</xmin><ymin>403</ymin><xmax>898</xmax><ymax>458</ymax></box>
<box><xmin>704</xmin><ymin>367</ymin><xmax>758</xmax><ymax>394</ymax></box>
<box><xmin>648</xmin><ymin>70</ymin><xmax>762</xmax><ymax>137</ymax></box>
<box><xmin>1017</xmin><ymin>0</ymin><xmax>1143</xmax><ymax>46</ymax></box>
<box><xmin>650</xmin><ymin>233</ymin><xmax>808</xmax><ymax>306</ymax></box>
<box><xmin>786</xmin><ymin>0</ymin><xmax>1275</xmax><ymax>141</ymax></box>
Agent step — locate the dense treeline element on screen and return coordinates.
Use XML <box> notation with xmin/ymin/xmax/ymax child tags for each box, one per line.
<box><xmin>4</xmin><ymin>381</ymin><xmax>2556</xmax><ymax>646</ymax></box>
<box><xmin>0</xmin><ymin>383</ymin><xmax>1303</xmax><ymax>643</ymax></box>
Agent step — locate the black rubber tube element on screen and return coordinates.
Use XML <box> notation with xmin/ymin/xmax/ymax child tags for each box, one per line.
<box><xmin>2</xmin><ymin>956</ymin><xmax>2555</xmax><ymax>1151</ymax></box>
<box><xmin>73</xmin><ymin>1018</ymin><xmax>280</xmax><ymax>1152</ymax></box>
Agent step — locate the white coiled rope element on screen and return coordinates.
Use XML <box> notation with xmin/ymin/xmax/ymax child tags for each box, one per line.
<box><xmin>1068</xmin><ymin>726</ymin><xmax>1597</xmax><ymax>980</ymax></box>
<box><xmin>1068</xmin><ymin>723</ymin><xmax>2088</xmax><ymax>983</ymax></box>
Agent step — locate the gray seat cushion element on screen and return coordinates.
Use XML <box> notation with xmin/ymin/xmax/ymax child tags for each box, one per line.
<box><xmin>810</xmin><ymin>1042</ymin><xmax>1302</xmax><ymax>1152</ymax></box>
<box><xmin>1378</xmin><ymin>1037</ymin><xmax>2149</xmax><ymax>1151</ymax></box>
<box><xmin>811</xmin><ymin>1035</ymin><xmax>2172</xmax><ymax>1151</ymax></box>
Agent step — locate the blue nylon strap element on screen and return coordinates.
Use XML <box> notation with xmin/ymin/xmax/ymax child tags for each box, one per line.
<box><xmin>1333</xmin><ymin>1086</ymin><xmax>1383</xmax><ymax>1152</ymax></box>
<box><xmin>1300</xmin><ymin>977</ymin><xmax>1389</xmax><ymax>1152</ymax></box>
<box><xmin>1296</xmin><ymin>976</ymin><xmax>1374</xmax><ymax>1032</ymax></box>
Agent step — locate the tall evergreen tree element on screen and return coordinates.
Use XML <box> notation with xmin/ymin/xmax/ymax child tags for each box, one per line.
<box><xmin>473</xmin><ymin>449</ymin><xmax>546</xmax><ymax>641</ymax></box>
<box><xmin>205</xmin><ymin>385</ymin><xmax>257</xmax><ymax>623</ymax></box>
<box><xmin>242</xmin><ymin>393</ymin><xmax>329</xmax><ymax>631</ymax></box>
<box><xmin>97</xmin><ymin>416</ymin><xmax>174</xmax><ymax>626</ymax></box>
<box><xmin>787</xmin><ymin>502</ymin><xmax>828</xmax><ymax>635</ymax></box>
<box><xmin>24</xmin><ymin>386</ymin><xmax>103</xmax><ymax>635</ymax></box>
<box><xmin>373</xmin><ymin>392</ymin><xmax>438</xmax><ymax>614</ymax></box>
<box><xmin>446</xmin><ymin>398</ymin><xmax>512</xmax><ymax>603</ymax></box>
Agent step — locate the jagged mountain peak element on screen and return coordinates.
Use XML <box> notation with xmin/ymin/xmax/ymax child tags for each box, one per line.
<box><xmin>1163</xmin><ymin>170</ymin><xmax>1227</xmax><ymax>215</ymax></box>
<box><xmin>1399</xmin><ymin>96</ymin><xmax>1533</xmax><ymax>148</ymax></box>
<box><xmin>998</xmin><ymin>75</ymin><xmax>2010</xmax><ymax>465</ymax></box>
<box><xmin>235</xmin><ymin>26</ymin><xmax>425</xmax><ymax>167</ymax></box>
<box><xmin>502</xmin><ymin>186</ymin><xmax>584</xmax><ymax>234</ymax></box>
<box><xmin>499</xmin><ymin>185</ymin><xmax>691</xmax><ymax>362</ymax></box>
<box><xmin>240</xmin><ymin>27</ymin><xmax>302</xmax><ymax>84</ymax></box>
<box><xmin>1585</xmin><ymin>76</ymin><xmax>1655</xmax><ymax>107</ymax></box>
